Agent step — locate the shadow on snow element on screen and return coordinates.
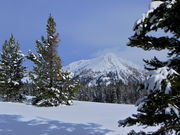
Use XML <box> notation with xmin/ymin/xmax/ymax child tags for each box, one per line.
<box><xmin>0</xmin><ymin>114</ymin><xmax>113</xmax><ymax>135</ymax></box>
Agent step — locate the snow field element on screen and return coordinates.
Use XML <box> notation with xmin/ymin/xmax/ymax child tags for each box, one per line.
<box><xmin>0</xmin><ymin>101</ymin><xmax>157</xmax><ymax>135</ymax></box>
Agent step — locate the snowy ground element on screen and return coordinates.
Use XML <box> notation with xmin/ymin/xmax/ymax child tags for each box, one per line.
<box><xmin>0</xmin><ymin>101</ymin><xmax>156</xmax><ymax>135</ymax></box>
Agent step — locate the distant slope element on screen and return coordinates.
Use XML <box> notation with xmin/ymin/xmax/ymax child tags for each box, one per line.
<box><xmin>0</xmin><ymin>101</ymin><xmax>157</xmax><ymax>135</ymax></box>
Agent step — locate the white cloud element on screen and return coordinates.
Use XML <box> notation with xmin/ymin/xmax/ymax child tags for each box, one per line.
<box><xmin>92</xmin><ymin>47</ymin><xmax>168</xmax><ymax>67</ymax></box>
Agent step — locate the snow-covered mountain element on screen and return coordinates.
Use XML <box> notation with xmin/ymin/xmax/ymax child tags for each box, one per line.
<box><xmin>65</xmin><ymin>53</ymin><xmax>144</xmax><ymax>86</ymax></box>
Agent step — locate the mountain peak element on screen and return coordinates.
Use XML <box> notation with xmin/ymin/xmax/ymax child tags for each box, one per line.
<box><xmin>99</xmin><ymin>53</ymin><xmax>119</xmax><ymax>64</ymax></box>
<box><xmin>64</xmin><ymin>53</ymin><xmax>144</xmax><ymax>85</ymax></box>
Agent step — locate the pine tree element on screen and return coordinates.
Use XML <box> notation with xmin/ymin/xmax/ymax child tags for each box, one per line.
<box><xmin>28</xmin><ymin>15</ymin><xmax>79</xmax><ymax>107</ymax></box>
<box><xmin>0</xmin><ymin>35</ymin><xmax>26</xmax><ymax>102</ymax></box>
<box><xmin>119</xmin><ymin>0</ymin><xmax>180</xmax><ymax>134</ymax></box>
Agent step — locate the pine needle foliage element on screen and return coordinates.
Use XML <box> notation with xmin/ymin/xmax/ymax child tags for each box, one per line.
<box><xmin>0</xmin><ymin>35</ymin><xmax>26</xmax><ymax>102</ymax></box>
<box><xmin>28</xmin><ymin>15</ymin><xmax>79</xmax><ymax>107</ymax></box>
<box><xmin>119</xmin><ymin>0</ymin><xmax>180</xmax><ymax>134</ymax></box>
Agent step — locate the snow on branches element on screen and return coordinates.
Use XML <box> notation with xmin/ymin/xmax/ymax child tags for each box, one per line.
<box><xmin>144</xmin><ymin>67</ymin><xmax>178</xmax><ymax>94</ymax></box>
<box><xmin>135</xmin><ymin>1</ymin><xmax>164</xmax><ymax>35</ymax></box>
<box><xmin>134</xmin><ymin>0</ymin><xmax>178</xmax><ymax>36</ymax></box>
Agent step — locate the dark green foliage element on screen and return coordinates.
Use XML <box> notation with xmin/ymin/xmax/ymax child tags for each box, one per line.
<box><xmin>128</xmin><ymin>130</ymin><xmax>146</xmax><ymax>135</ymax></box>
<box><xmin>28</xmin><ymin>15</ymin><xmax>79</xmax><ymax>106</ymax></box>
<box><xmin>119</xmin><ymin>0</ymin><xmax>180</xmax><ymax>134</ymax></box>
<box><xmin>76</xmin><ymin>81</ymin><xmax>143</xmax><ymax>104</ymax></box>
<box><xmin>0</xmin><ymin>35</ymin><xmax>26</xmax><ymax>102</ymax></box>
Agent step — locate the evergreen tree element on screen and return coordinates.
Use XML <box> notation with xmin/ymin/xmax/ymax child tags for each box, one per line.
<box><xmin>28</xmin><ymin>15</ymin><xmax>79</xmax><ymax>107</ymax></box>
<box><xmin>0</xmin><ymin>35</ymin><xmax>26</xmax><ymax>102</ymax></box>
<box><xmin>119</xmin><ymin>0</ymin><xmax>180</xmax><ymax>134</ymax></box>
<box><xmin>111</xmin><ymin>87</ymin><xmax>118</xmax><ymax>103</ymax></box>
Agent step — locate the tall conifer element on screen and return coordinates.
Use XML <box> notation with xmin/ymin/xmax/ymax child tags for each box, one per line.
<box><xmin>28</xmin><ymin>15</ymin><xmax>79</xmax><ymax>106</ymax></box>
<box><xmin>119</xmin><ymin>0</ymin><xmax>180</xmax><ymax>134</ymax></box>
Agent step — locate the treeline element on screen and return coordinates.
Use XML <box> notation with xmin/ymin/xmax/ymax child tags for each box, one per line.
<box><xmin>23</xmin><ymin>79</ymin><xmax>144</xmax><ymax>105</ymax></box>
<box><xmin>0</xmin><ymin>15</ymin><xmax>80</xmax><ymax>107</ymax></box>
<box><xmin>77</xmin><ymin>81</ymin><xmax>145</xmax><ymax>104</ymax></box>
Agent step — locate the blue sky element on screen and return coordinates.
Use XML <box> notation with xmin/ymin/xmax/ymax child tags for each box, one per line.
<box><xmin>0</xmin><ymin>0</ymin><xmax>166</xmax><ymax>67</ymax></box>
